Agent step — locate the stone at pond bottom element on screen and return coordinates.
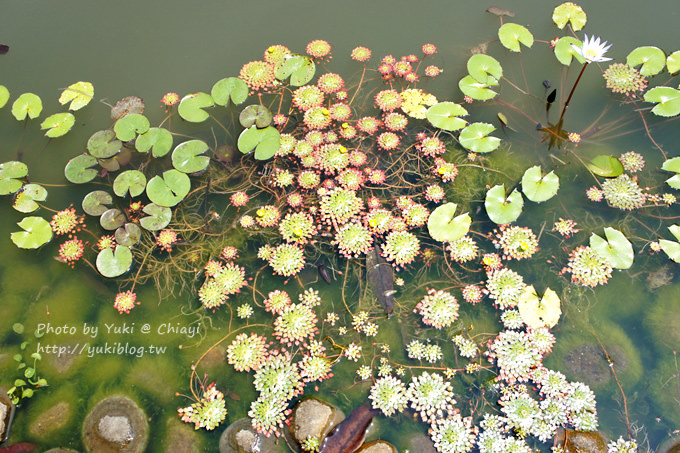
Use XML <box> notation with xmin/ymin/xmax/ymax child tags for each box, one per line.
<box><xmin>29</xmin><ymin>401</ymin><xmax>71</xmax><ymax>438</ymax></box>
<box><xmin>163</xmin><ymin>416</ymin><xmax>203</xmax><ymax>453</ymax></box>
<box><xmin>292</xmin><ymin>397</ymin><xmax>343</xmax><ymax>445</ymax></box>
<box><xmin>658</xmin><ymin>435</ymin><xmax>680</xmax><ymax>453</ymax></box>
<box><xmin>98</xmin><ymin>415</ymin><xmax>132</xmax><ymax>443</ymax></box>
<box><xmin>82</xmin><ymin>395</ymin><xmax>148</xmax><ymax>453</ymax></box>
<box><xmin>646</xmin><ymin>263</ymin><xmax>674</xmax><ymax>290</ymax></box>
<box><xmin>406</xmin><ymin>433</ymin><xmax>437</xmax><ymax>453</ymax></box>
<box><xmin>219</xmin><ymin>418</ymin><xmax>283</xmax><ymax>453</ymax></box>
<box><xmin>0</xmin><ymin>390</ymin><xmax>12</xmax><ymax>441</ymax></box>
<box><xmin>44</xmin><ymin>449</ymin><xmax>80</xmax><ymax>453</ymax></box>
<box><xmin>355</xmin><ymin>440</ymin><xmax>398</xmax><ymax>453</ymax></box>
<box><xmin>554</xmin><ymin>428</ymin><xmax>607</xmax><ymax>453</ymax></box>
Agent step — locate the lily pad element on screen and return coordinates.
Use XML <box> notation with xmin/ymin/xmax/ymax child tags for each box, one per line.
<box><xmin>459</xmin><ymin>122</ymin><xmax>501</xmax><ymax>153</ymax></box>
<box><xmin>662</xmin><ymin>157</ymin><xmax>680</xmax><ymax>189</ymax></box>
<box><xmin>178</xmin><ymin>92</ymin><xmax>214</xmax><ymax>122</ymax></box>
<box><xmin>40</xmin><ymin>112</ymin><xmax>75</xmax><ymax>138</ymax></box>
<box><xmin>172</xmin><ymin>140</ymin><xmax>210</xmax><ymax>173</ymax></box>
<box><xmin>521</xmin><ymin>165</ymin><xmax>560</xmax><ymax>202</ymax></box>
<box><xmin>590</xmin><ymin>227</ymin><xmax>634</xmax><ymax>270</ymax></box>
<box><xmin>82</xmin><ymin>190</ymin><xmax>113</xmax><ymax>216</ymax></box>
<box><xmin>146</xmin><ymin>169</ymin><xmax>191</xmax><ymax>207</ymax></box>
<box><xmin>58</xmin><ymin>81</ymin><xmax>93</xmax><ymax>111</ymax></box>
<box><xmin>11</xmin><ymin>93</ymin><xmax>42</xmax><ymax>120</ymax></box>
<box><xmin>135</xmin><ymin>127</ymin><xmax>173</xmax><ymax>157</ymax></box>
<box><xmin>64</xmin><ymin>154</ymin><xmax>98</xmax><ymax>184</ymax></box>
<box><xmin>586</xmin><ymin>155</ymin><xmax>624</xmax><ymax>177</ymax></box>
<box><xmin>100</xmin><ymin>208</ymin><xmax>126</xmax><ymax>230</ymax></box>
<box><xmin>660</xmin><ymin>225</ymin><xmax>680</xmax><ymax>263</ymax></box>
<box><xmin>0</xmin><ymin>85</ymin><xmax>9</xmax><ymax>108</ymax></box>
<box><xmin>627</xmin><ymin>46</ymin><xmax>666</xmax><ymax>76</ymax></box>
<box><xmin>139</xmin><ymin>203</ymin><xmax>172</xmax><ymax>231</ymax></box>
<box><xmin>0</xmin><ymin>161</ymin><xmax>28</xmax><ymax>195</ymax></box>
<box><xmin>518</xmin><ymin>285</ymin><xmax>561</xmax><ymax>329</ymax></box>
<box><xmin>237</xmin><ymin>125</ymin><xmax>281</xmax><ymax>160</ymax></box>
<box><xmin>239</xmin><ymin>104</ymin><xmax>273</xmax><ymax>128</ymax></box>
<box><xmin>554</xmin><ymin>37</ymin><xmax>586</xmax><ymax>66</ymax></box>
<box><xmin>10</xmin><ymin>216</ymin><xmax>52</xmax><ymax>249</ymax></box>
<box><xmin>96</xmin><ymin>245</ymin><xmax>133</xmax><ymax>278</ymax></box>
<box><xmin>498</xmin><ymin>23</ymin><xmax>534</xmax><ymax>52</ymax></box>
<box><xmin>12</xmin><ymin>184</ymin><xmax>47</xmax><ymax>213</ymax></box>
<box><xmin>87</xmin><ymin>130</ymin><xmax>122</xmax><ymax>159</ymax></box>
<box><xmin>427</xmin><ymin>202</ymin><xmax>471</xmax><ymax>242</ymax></box>
<box><xmin>552</xmin><ymin>2</ymin><xmax>587</xmax><ymax>31</ymax></box>
<box><xmin>114</xmin><ymin>113</ymin><xmax>150</xmax><ymax>141</ymax></box>
<box><xmin>426</xmin><ymin>102</ymin><xmax>468</xmax><ymax>131</ymax></box>
<box><xmin>484</xmin><ymin>184</ymin><xmax>524</xmax><ymax>224</ymax></box>
<box><xmin>275</xmin><ymin>55</ymin><xmax>316</xmax><ymax>86</ymax></box>
<box><xmin>211</xmin><ymin>77</ymin><xmax>248</xmax><ymax>106</ymax></box>
<box><xmin>113</xmin><ymin>170</ymin><xmax>146</xmax><ymax>198</ymax></box>
<box><xmin>667</xmin><ymin>51</ymin><xmax>680</xmax><ymax>74</ymax></box>
<box><xmin>115</xmin><ymin>223</ymin><xmax>142</xmax><ymax>247</ymax></box>
<box><xmin>111</xmin><ymin>96</ymin><xmax>145</xmax><ymax>120</ymax></box>
<box><xmin>644</xmin><ymin>86</ymin><xmax>680</xmax><ymax>117</ymax></box>
<box><xmin>467</xmin><ymin>54</ymin><xmax>502</xmax><ymax>85</ymax></box>
<box><xmin>458</xmin><ymin>75</ymin><xmax>498</xmax><ymax>101</ymax></box>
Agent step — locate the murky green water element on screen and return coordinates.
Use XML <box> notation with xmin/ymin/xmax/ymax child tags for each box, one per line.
<box><xmin>1</xmin><ymin>1</ymin><xmax>680</xmax><ymax>452</ymax></box>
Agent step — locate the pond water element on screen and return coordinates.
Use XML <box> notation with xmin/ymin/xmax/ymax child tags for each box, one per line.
<box><xmin>1</xmin><ymin>1</ymin><xmax>680</xmax><ymax>452</ymax></box>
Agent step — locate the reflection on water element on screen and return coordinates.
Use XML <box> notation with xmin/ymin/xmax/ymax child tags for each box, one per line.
<box><xmin>1</xmin><ymin>1</ymin><xmax>680</xmax><ymax>452</ymax></box>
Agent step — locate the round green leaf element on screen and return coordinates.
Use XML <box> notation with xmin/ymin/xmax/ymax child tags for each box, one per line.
<box><xmin>40</xmin><ymin>112</ymin><xmax>75</xmax><ymax>138</ymax></box>
<box><xmin>172</xmin><ymin>140</ymin><xmax>210</xmax><ymax>173</ymax></box>
<box><xmin>662</xmin><ymin>157</ymin><xmax>680</xmax><ymax>173</ymax></box>
<box><xmin>0</xmin><ymin>85</ymin><xmax>9</xmax><ymax>108</ymax></box>
<box><xmin>87</xmin><ymin>130</ymin><xmax>121</xmax><ymax>159</ymax></box>
<box><xmin>666</xmin><ymin>174</ymin><xmax>680</xmax><ymax>190</ymax></box>
<box><xmin>58</xmin><ymin>81</ymin><xmax>94</xmax><ymax>111</ymax></box>
<box><xmin>11</xmin><ymin>93</ymin><xmax>42</xmax><ymax>120</ymax></box>
<box><xmin>275</xmin><ymin>55</ymin><xmax>316</xmax><ymax>86</ymax></box>
<box><xmin>135</xmin><ymin>127</ymin><xmax>173</xmax><ymax>157</ymax></box>
<box><xmin>237</xmin><ymin>126</ymin><xmax>281</xmax><ymax>160</ymax></box>
<box><xmin>82</xmin><ymin>190</ymin><xmax>113</xmax><ymax>216</ymax></box>
<box><xmin>458</xmin><ymin>75</ymin><xmax>498</xmax><ymax>101</ymax></box>
<box><xmin>498</xmin><ymin>23</ymin><xmax>534</xmax><ymax>52</ymax></box>
<box><xmin>521</xmin><ymin>165</ymin><xmax>560</xmax><ymax>202</ymax></box>
<box><xmin>0</xmin><ymin>161</ymin><xmax>28</xmax><ymax>195</ymax></box>
<box><xmin>518</xmin><ymin>285</ymin><xmax>561</xmax><ymax>329</ymax></box>
<box><xmin>146</xmin><ymin>169</ymin><xmax>191</xmax><ymax>207</ymax></box>
<box><xmin>552</xmin><ymin>2</ymin><xmax>587</xmax><ymax>31</ymax></box>
<box><xmin>291</xmin><ymin>58</ymin><xmax>315</xmax><ymax>86</ymax></box>
<box><xmin>96</xmin><ymin>245</ymin><xmax>133</xmax><ymax>278</ymax></box>
<box><xmin>211</xmin><ymin>77</ymin><xmax>248</xmax><ymax>106</ymax></box>
<box><xmin>554</xmin><ymin>37</ymin><xmax>586</xmax><ymax>66</ymax></box>
<box><xmin>114</xmin><ymin>113</ymin><xmax>150</xmax><ymax>141</ymax></box>
<box><xmin>10</xmin><ymin>216</ymin><xmax>53</xmax><ymax>249</ymax></box>
<box><xmin>589</xmin><ymin>227</ymin><xmax>634</xmax><ymax>269</ymax></box>
<box><xmin>139</xmin><ymin>203</ymin><xmax>172</xmax><ymax>231</ymax></box>
<box><xmin>100</xmin><ymin>208</ymin><xmax>126</xmax><ymax>230</ymax></box>
<box><xmin>239</xmin><ymin>104</ymin><xmax>273</xmax><ymax>128</ymax></box>
<box><xmin>467</xmin><ymin>54</ymin><xmax>502</xmax><ymax>85</ymax></box>
<box><xmin>667</xmin><ymin>51</ymin><xmax>680</xmax><ymax>74</ymax></box>
<box><xmin>644</xmin><ymin>86</ymin><xmax>680</xmax><ymax>117</ymax></box>
<box><xmin>426</xmin><ymin>102</ymin><xmax>468</xmax><ymax>131</ymax></box>
<box><xmin>178</xmin><ymin>92</ymin><xmax>214</xmax><ymax>123</ymax></box>
<box><xmin>64</xmin><ymin>154</ymin><xmax>98</xmax><ymax>184</ymax></box>
<box><xmin>113</xmin><ymin>170</ymin><xmax>146</xmax><ymax>198</ymax></box>
<box><xmin>427</xmin><ymin>202</ymin><xmax>471</xmax><ymax>242</ymax></box>
<box><xmin>459</xmin><ymin>123</ymin><xmax>501</xmax><ymax>153</ymax></box>
<box><xmin>586</xmin><ymin>155</ymin><xmax>624</xmax><ymax>177</ymax></box>
<box><xmin>660</xmin><ymin>239</ymin><xmax>680</xmax><ymax>263</ymax></box>
<box><xmin>485</xmin><ymin>184</ymin><xmax>524</xmax><ymax>224</ymax></box>
<box><xmin>115</xmin><ymin>223</ymin><xmax>142</xmax><ymax>247</ymax></box>
<box><xmin>12</xmin><ymin>184</ymin><xmax>47</xmax><ymax>213</ymax></box>
<box><xmin>627</xmin><ymin>46</ymin><xmax>666</xmax><ymax>76</ymax></box>
<box><xmin>237</xmin><ymin>125</ymin><xmax>260</xmax><ymax>154</ymax></box>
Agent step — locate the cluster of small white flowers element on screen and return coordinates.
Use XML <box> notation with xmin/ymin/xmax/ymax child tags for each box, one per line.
<box><xmin>368</xmin><ymin>376</ymin><xmax>408</xmax><ymax>416</ymax></box>
<box><xmin>531</xmin><ymin>367</ymin><xmax>570</xmax><ymax>399</ymax></box>
<box><xmin>607</xmin><ymin>436</ymin><xmax>638</xmax><ymax>453</ymax></box>
<box><xmin>377</xmin><ymin>358</ymin><xmax>392</xmax><ymax>377</ymax></box>
<box><xmin>406</xmin><ymin>371</ymin><xmax>456</xmax><ymax>422</ymax></box>
<box><xmin>356</xmin><ymin>365</ymin><xmax>372</xmax><ymax>380</ymax></box>
<box><xmin>485</xmin><ymin>268</ymin><xmax>526</xmax><ymax>309</ymax></box>
<box><xmin>452</xmin><ymin>335</ymin><xmax>479</xmax><ymax>358</ymax></box>
<box><xmin>529</xmin><ymin>327</ymin><xmax>556</xmax><ymax>354</ymax></box>
<box><xmin>429</xmin><ymin>412</ymin><xmax>478</xmax><ymax>453</ymax></box>
<box><xmin>299</xmin><ymin>287</ymin><xmax>322</xmax><ymax>306</ymax></box>
<box><xmin>424</xmin><ymin>343</ymin><xmax>444</xmax><ymax>363</ymax></box>
<box><xmin>476</xmin><ymin>415</ymin><xmax>532</xmax><ymax>453</ymax></box>
<box><xmin>565</xmin><ymin>381</ymin><xmax>598</xmax><ymax>430</ymax></box>
<box><xmin>486</xmin><ymin>330</ymin><xmax>544</xmax><ymax>384</ymax></box>
<box><xmin>500</xmin><ymin>386</ymin><xmax>540</xmax><ymax>433</ymax></box>
<box><xmin>500</xmin><ymin>309</ymin><xmax>524</xmax><ymax>329</ymax></box>
<box><xmin>407</xmin><ymin>340</ymin><xmax>442</xmax><ymax>363</ymax></box>
<box><xmin>344</xmin><ymin>342</ymin><xmax>362</xmax><ymax>361</ymax></box>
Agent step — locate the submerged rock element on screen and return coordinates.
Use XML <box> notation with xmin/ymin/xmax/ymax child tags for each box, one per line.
<box><xmin>29</xmin><ymin>401</ymin><xmax>71</xmax><ymax>438</ymax></box>
<box><xmin>219</xmin><ymin>418</ymin><xmax>282</xmax><ymax>453</ymax></box>
<box><xmin>646</xmin><ymin>264</ymin><xmax>674</xmax><ymax>290</ymax></box>
<box><xmin>356</xmin><ymin>440</ymin><xmax>397</xmax><ymax>453</ymax></box>
<box><xmin>163</xmin><ymin>416</ymin><xmax>203</xmax><ymax>453</ymax></box>
<box><xmin>0</xmin><ymin>391</ymin><xmax>14</xmax><ymax>442</ymax></box>
<box><xmin>657</xmin><ymin>435</ymin><xmax>680</xmax><ymax>453</ymax></box>
<box><xmin>554</xmin><ymin>428</ymin><xmax>607</xmax><ymax>453</ymax></box>
<box><xmin>407</xmin><ymin>433</ymin><xmax>436</xmax><ymax>453</ymax></box>
<box><xmin>82</xmin><ymin>395</ymin><xmax>148</xmax><ymax>453</ymax></box>
<box><xmin>292</xmin><ymin>397</ymin><xmax>343</xmax><ymax>445</ymax></box>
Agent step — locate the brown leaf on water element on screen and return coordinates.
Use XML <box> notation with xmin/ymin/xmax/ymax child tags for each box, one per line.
<box><xmin>111</xmin><ymin>96</ymin><xmax>145</xmax><ymax>121</ymax></box>
<box><xmin>0</xmin><ymin>44</ymin><xmax>9</xmax><ymax>55</ymax></box>
<box><xmin>470</xmin><ymin>41</ymin><xmax>489</xmax><ymax>55</ymax></box>
<box><xmin>486</xmin><ymin>6</ymin><xmax>515</xmax><ymax>17</ymax></box>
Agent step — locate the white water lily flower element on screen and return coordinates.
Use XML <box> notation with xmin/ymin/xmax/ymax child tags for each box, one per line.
<box><xmin>572</xmin><ymin>34</ymin><xmax>612</xmax><ymax>63</ymax></box>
